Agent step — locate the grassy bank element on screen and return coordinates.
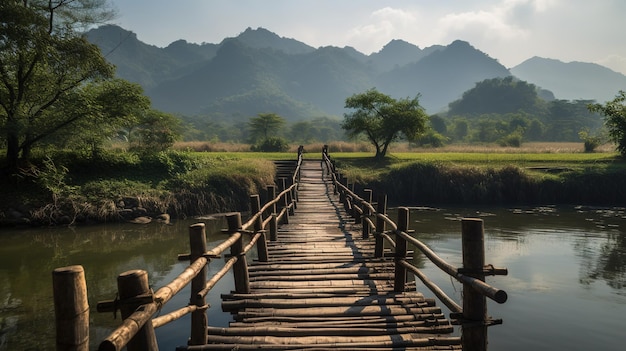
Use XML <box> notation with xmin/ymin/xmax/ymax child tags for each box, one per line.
<box><xmin>0</xmin><ymin>150</ymin><xmax>278</xmax><ymax>226</ymax></box>
<box><xmin>330</xmin><ymin>150</ymin><xmax>626</xmax><ymax>206</ymax></box>
<box><xmin>2</xmin><ymin>141</ymin><xmax>624</xmax><ymax>226</ymax></box>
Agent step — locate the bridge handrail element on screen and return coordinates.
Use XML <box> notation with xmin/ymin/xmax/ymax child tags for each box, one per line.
<box><xmin>54</xmin><ymin>147</ymin><xmax>305</xmax><ymax>351</ymax></box>
<box><xmin>321</xmin><ymin>147</ymin><xmax>508</xmax><ymax>315</ymax></box>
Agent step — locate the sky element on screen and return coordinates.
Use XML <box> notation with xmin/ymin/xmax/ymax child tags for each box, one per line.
<box><xmin>107</xmin><ymin>0</ymin><xmax>626</xmax><ymax>75</ymax></box>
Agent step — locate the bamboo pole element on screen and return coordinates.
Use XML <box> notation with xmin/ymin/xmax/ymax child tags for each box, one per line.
<box><xmin>250</xmin><ymin>195</ymin><xmax>268</xmax><ymax>262</ymax></box>
<box><xmin>375</xmin><ymin>194</ymin><xmax>386</xmax><ymax>258</ymax></box>
<box><xmin>266</xmin><ymin>185</ymin><xmax>277</xmax><ymax>216</ymax></box>
<box><xmin>461</xmin><ymin>218</ymin><xmax>487</xmax><ymax>351</ymax></box>
<box><xmin>227</xmin><ymin>213</ymin><xmax>250</xmax><ymax>293</ymax></box>
<box><xmin>394</xmin><ymin>207</ymin><xmax>409</xmax><ymax>293</ymax></box>
<box><xmin>269</xmin><ymin>214</ymin><xmax>278</xmax><ymax>241</ymax></box>
<box><xmin>53</xmin><ymin>265</ymin><xmax>89</xmax><ymax>351</ymax></box>
<box><xmin>116</xmin><ymin>270</ymin><xmax>158</xmax><ymax>351</ymax></box>
<box><xmin>189</xmin><ymin>223</ymin><xmax>208</xmax><ymax>345</ymax></box>
<box><xmin>279</xmin><ymin>178</ymin><xmax>289</xmax><ymax>224</ymax></box>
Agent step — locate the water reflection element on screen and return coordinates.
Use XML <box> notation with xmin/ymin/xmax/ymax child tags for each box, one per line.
<box><xmin>0</xmin><ymin>218</ymin><xmax>227</xmax><ymax>351</ymax></box>
<box><xmin>1</xmin><ymin>207</ymin><xmax>625</xmax><ymax>350</ymax></box>
<box><xmin>402</xmin><ymin>205</ymin><xmax>626</xmax><ymax>351</ymax></box>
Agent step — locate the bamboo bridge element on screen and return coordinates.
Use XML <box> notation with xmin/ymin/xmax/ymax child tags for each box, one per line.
<box><xmin>52</xmin><ymin>147</ymin><xmax>508</xmax><ymax>351</ymax></box>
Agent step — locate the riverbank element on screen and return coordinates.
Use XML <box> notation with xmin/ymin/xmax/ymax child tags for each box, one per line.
<box><xmin>332</xmin><ymin>152</ymin><xmax>626</xmax><ymax>206</ymax></box>
<box><xmin>2</xmin><ymin>145</ymin><xmax>624</xmax><ymax>227</ymax></box>
<box><xmin>0</xmin><ymin>150</ymin><xmax>277</xmax><ymax>227</ymax></box>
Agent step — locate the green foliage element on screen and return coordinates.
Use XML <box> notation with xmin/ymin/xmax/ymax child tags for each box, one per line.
<box><xmin>578</xmin><ymin>128</ymin><xmax>605</xmax><ymax>152</ymax></box>
<box><xmin>129</xmin><ymin>109</ymin><xmax>183</xmax><ymax>154</ymax></box>
<box><xmin>0</xmin><ymin>0</ymin><xmax>115</xmax><ymax>170</ymax></box>
<box><xmin>414</xmin><ymin>130</ymin><xmax>448</xmax><ymax>148</ymax></box>
<box><xmin>588</xmin><ymin>91</ymin><xmax>626</xmax><ymax>156</ymax></box>
<box><xmin>342</xmin><ymin>88</ymin><xmax>428</xmax><ymax>159</ymax></box>
<box><xmin>251</xmin><ymin>137</ymin><xmax>289</xmax><ymax>152</ymax></box>
<box><xmin>448</xmin><ymin>76</ymin><xmax>546</xmax><ymax>116</ymax></box>
<box><xmin>498</xmin><ymin>128</ymin><xmax>524</xmax><ymax>147</ymax></box>
<box><xmin>248</xmin><ymin>113</ymin><xmax>287</xmax><ymax>143</ymax></box>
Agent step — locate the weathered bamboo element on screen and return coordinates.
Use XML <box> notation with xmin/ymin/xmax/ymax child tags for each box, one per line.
<box><xmin>266</xmin><ymin>185</ymin><xmax>277</xmax><ymax>216</ymax></box>
<box><xmin>279</xmin><ymin>178</ymin><xmax>290</xmax><ymax>224</ymax></box>
<box><xmin>374</xmin><ymin>194</ymin><xmax>387</xmax><ymax>257</ymax></box>
<box><xmin>197</xmin><ymin>256</ymin><xmax>238</xmax><ymax>300</ymax></box>
<box><xmin>53</xmin><ymin>265</ymin><xmax>89</xmax><ymax>351</ymax></box>
<box><xmin>152</xmin><ymin>305</ymin><xmax>199</xmax><ymax>329</ymax></box>
<box><xmin>227</xmin><ymin>213</ymin><xmax>250</xmax><ymax>293</ymax></box>
<box><xmin>269</xmin><ymin>214</ymin><xmax>278</xmax><ymax>241</ymax></box>
<box><xmin>115</xmin><ymin>270</ymin><xmax>158</xmax><ymax>351</ymax></box>
<box><xmin>394</xmin><ymin>208</ymin><xmax>409</xmax><ymax>292</ymax></box>
<box><xmin>461</xmin><ymin>218</ymin><xmax>487</xmax><ymax>351</ymax></box>
<box><xmin>189</xmin><ymin>223</ymin><xmax>208</xmax><ymax>345</ymax></box>
<box><xmin>250</xmin><ymin>195</ymin><xmax>268</xmax><ymax>262</ymax></box>
<box><xmin>400</xmin><ymin>260</ymin><xmax>463</xmax><ymax>313</ymax></box>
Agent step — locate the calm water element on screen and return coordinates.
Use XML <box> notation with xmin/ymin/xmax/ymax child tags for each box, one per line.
<box><xmin>0</xmin><ymin>207</ymin><xmax>625</xmax><ymax>350</ymax></box>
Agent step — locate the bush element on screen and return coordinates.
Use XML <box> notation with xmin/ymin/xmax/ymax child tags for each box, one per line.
<box><xmin>252</xmin><ymin>137</ymin><xmax>289</xmax><ymax>152</ymax></box>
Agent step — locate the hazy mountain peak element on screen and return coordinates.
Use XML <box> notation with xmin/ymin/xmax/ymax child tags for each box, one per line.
<box><xmin>368</xmin><ymin>39</ymin><xmax>424</xmax><ymax>72</ymax></box>
<box><xmin>512</xmin><ymin>56</ymin><xmax>626</xmax><ymax>101</ymax></box>
<box><xmin>231</xmin><ymin>27</ymin><xmax>315</xmax><ymax>55</ymax></box>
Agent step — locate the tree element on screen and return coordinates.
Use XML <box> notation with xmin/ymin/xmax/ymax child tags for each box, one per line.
<box><xmin>247</xmin><ymin>113</ymin><xmax>286</xmax><ymax>143</ymax></box>
<box><xmin>342</xmin><ymin>88</ymin><xmax>428</xmax><ymax>159</ymax></box>
<box><xmin>588</xmin><ymin>91</ymin><xmax>626</xmax><ymax>156</ymax></box>
<box><xmin>129</xmin><ymin>109</ymin><xmax>183</xmax><ymax>153</ymax></box>
<box><xmin>54</xmin><ymin>79</ymin><xmax>151</xmax><ymax>156</ymax></box>
<box><xmin>0</xmin><ymin>0</ymin><xmax>115</xmax><ymax>170</ymax></box>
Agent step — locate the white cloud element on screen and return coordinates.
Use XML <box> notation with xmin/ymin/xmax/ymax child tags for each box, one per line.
<box><xmin>346</xmin><ymin>7</ymin><xmax>419</xmax><ymax>53</ymax></box>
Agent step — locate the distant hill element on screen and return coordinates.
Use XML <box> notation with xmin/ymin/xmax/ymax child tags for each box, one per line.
<box><xmin>511</xmin><ymin>57</ymin><xmax>626</xmax><ymax>102</ymax></box>
<box><xmin>376</xmin><ymin>40</ymin><xmax>511</xmax><ymax>111</ymax></box>
<box><xmin>86</xmin><ymin>25</ymin><xmax>626</xmax><ymax>120</ymax></box>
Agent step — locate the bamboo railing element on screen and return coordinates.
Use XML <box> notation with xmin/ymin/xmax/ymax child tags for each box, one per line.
<box><xmin>52</xmin><ymin>149</ymin><xmax>303</xmax><ymax>351</ymax></box>
<box><xmin>321</xmin><ymin>146</ymin><xmax>508</xmax><ymax>351</ymax></box>
<box><xmin>53</xmin><ymin>146</ymin><xmax>507</xmax><ymax>351</ymax></box>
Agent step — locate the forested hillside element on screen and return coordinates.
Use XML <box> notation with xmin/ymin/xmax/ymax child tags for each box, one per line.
<box><xmin>86</xmin><ymin>25</ymin><xmax>625</xmax><ymax>144</ymax></box>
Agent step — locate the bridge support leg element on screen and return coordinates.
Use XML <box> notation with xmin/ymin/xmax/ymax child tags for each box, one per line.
<box><xmin>189</xmin><ymin>223</ymin><xmax>208</xmax><ymax>345</ymax></box>
<box><xmin>53</xmin><ymin>265</ymin><xmax>89</xmax><ymax>351</ymax></box>
<box><xmin>461</xmin><ymin>218</ymin><xmax>488</xmax><ymax>351</ymax></box>
<box><xmin>394</xmin><ymin>207</ymin><xmax>409</xmax><ymax>292</ymax></box>
<box><xmin>116</xmin><ymin>270</ymin><xmax>159</xmax><ymax>351</ymax></box>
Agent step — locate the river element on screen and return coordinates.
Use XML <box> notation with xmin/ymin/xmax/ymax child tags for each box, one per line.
<box><xmin>0</xmin><ymin>206</ymin><xmax>624</xmax><ymax>350</ymax></box>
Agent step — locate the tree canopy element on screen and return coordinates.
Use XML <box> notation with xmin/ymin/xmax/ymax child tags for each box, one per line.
<box><xmin>588</xmin><ymin>91</ymin><xmax>626</xmax><ymax>156</ymax></box>
<box><xmin>342</xmin><ymin>88</ymin><xmax>428</xmax><ymax>159</ymax></box>
<box><xmin>447</xmin><ymin>76</ymin><xmax>545</xmax><ymax>116</ymax></box>
<box><xmin>0</xmin><ymin>0</ymin><xmax>116</xmax><ymax>170</ymax></box>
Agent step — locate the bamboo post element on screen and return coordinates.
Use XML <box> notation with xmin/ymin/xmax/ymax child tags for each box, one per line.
<box><xmin>250</xmin><ymin>195</ymin><xmax>268</xmax><ymax>262</ymax></box>
<box><xmin>361</xmin><ymin>189</ymin><xmax>372</xmax><ymax>239</ymax></box>
<box><xmin>116</xmin><ymin>270</ymin><xmax>159</xmax><ymax>351</ymax></box>
<box><xmin>188</xmin><ymin>223</ymin><xmax>208</xmax><ymax>345</ymax></box>
<box><xmin>53</xmin><ymin>265</ymin><xmax>89</xmax><ymax>351</ymax></box>
<box><xmin>269</xmin><ymin>214</ymin><xmax>278</xmax><ymax>241</ymax></box>
<box><xmin>285</xmin><ymin>179</ymin><xmax>295</xmax><ymax>215</ymax></box>
<box><xmin>280</xmin><ymin>178</ymin><xmax>290</xmax><ymax>224</ymax></box>
<box><xmin>461</xmin><ymin>218</ymin><xmax>488</xmax><ymax>351</ymax></box>
<box><xmin>227</xmin><ymin>213</ymin><xmax>250</xmax><ymax>294</ymax></box>
<box><xmin>375</xmin><ymin>194</ymin><xmax>387</xmax><ymax>258</ymax></box>
<box><xmin>267</xmin><ymin>185</ymin><xmax>277</xmax><ymax>215</ymax></box>
<box><xmin>394</xmin><ymin>207</ymin><xmax>409</xmax><ymax>293</ymax></box>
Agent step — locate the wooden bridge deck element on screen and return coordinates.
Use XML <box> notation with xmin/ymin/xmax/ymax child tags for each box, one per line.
<box><xmin>202</xmin><ymin>160</ymin><xmax>462</xmax><ymax>350</ymax></box>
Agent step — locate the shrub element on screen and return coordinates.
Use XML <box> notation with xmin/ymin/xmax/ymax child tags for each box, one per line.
<box><xmin>252</xmin><ymin>137</ymin><xmax>289</xmax><ymax>152</ymax></box>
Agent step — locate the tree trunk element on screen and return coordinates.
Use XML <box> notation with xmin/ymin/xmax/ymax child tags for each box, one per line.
<box><xmin>5</xmin><ymin>133</ymin><xmax>20</xmax><ymax>171</ymax></box>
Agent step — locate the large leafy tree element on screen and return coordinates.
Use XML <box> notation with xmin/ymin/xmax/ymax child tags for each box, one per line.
<box><xmin>0</xmin><ymin>0</ymin><xmax>115</xmax><ymax>170</ymax></box>
<box><xmin>342</xmin><ymin>88</ymin><xmax>428</xmax><ymax>159</ymax></box>
<box><xmin>248</xmin><ymin>113</ymin><xmax>286</xmax><ymax>143</ymax></box>
<box><xmin>588</xmin><ymin>91</ymin><xmax>626</xmax><ymax>156</ymax></box>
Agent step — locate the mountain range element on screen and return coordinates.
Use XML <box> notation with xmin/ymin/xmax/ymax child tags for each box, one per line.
<box><xmin>86</xmin><ymin>25</ymin><xmax>626</xmax><ymax>120</ymax></box>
